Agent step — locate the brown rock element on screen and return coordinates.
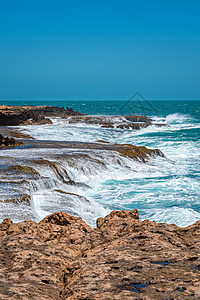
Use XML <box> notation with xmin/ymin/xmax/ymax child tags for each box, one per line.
<box><xmin>0</xmin><ymin>218</ymin><xmax>13</xmax><ymax>231</ymax></box>
<box><xmin>96</xmin><ymin>209</ymin><xmax>139</xmax><ymax>237</ymax></box>
<box><xmin>67</xmin><ymin>115</ymin><xmax>166</xmax><ymax>131</ymax></box>
<box><xmin>116</xmin><ymin>143</ymin><xmax>165</xmax><ymax>162</ymax></box>
<box><xmin>124</xmin><ymin>115</ymin><xmax>152</xmax><ymax>123</ymax></box>
<box><xmin>1</xmin><ymin>209</ymin><xmax>200</xmax><ymax>299</ymax></box>
<box><xmin>117</xmin><ymin>123</ymin><xmax>150</xmax><ymax>129</ymax></box>
<box><xmin>0</xmin><ymin>134</ymin><xmax>23</xmax><ymax>148</ymax></box>
<box><xmin>40</xmin><ymin>211</ymin><xmax>89</xmax><ymax>228</ymax></box>
<box><xmin>22</xmin><ymin>140</ymin><xmax>165</xmax><ymax>162</ymax></box>
<box><xmin>0</xmin><ymin>105</ymin><xmax>83</xmax><ymax>126</ymax></box>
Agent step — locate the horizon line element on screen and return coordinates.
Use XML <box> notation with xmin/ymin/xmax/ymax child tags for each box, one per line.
<box><xmin>1</xmin><ymin>99</ymin><xmax>200</xmax><ymax>101</ymax></box>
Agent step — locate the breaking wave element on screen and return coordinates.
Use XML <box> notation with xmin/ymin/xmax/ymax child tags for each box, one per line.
<box><xmin>1</xmin><ymin>101</ymin><xmax>200</xmax><ymax>227</ymax></box>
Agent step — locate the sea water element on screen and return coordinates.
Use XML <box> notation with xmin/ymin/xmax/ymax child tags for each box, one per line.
<box><xmin>0</xmin><ymin>100</ymin><xmax>199</xmax><ymax>227</ymax></box>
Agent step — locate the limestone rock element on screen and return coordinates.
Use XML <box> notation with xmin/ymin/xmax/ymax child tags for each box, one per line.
<box><xmin>1</xmin><ymin>209</ymin><xmax>200</xmax><ymax>299</ymax></box>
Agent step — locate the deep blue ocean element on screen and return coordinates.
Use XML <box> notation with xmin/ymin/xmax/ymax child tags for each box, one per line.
<box><xmin>0</xmin><ymin>100</ymin><xmax>200</xmax><ymax>227</ymax></box>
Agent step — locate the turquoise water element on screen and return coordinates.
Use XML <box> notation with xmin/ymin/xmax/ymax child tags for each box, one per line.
<box><xmin>1</xmin><ymin>100</ymin><xmax>200</xmax><ymax>226</ymax></box>
<box><xmin>1</xmin><ymin>99</ymin><xmax>200</xmax><ymax>119</ymax></box>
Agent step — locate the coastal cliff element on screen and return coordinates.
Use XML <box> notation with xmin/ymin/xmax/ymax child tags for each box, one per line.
<box><xmin>1</xmin><ymin>210</ymin><xmax>200</xmax><ymax>299</ymax></box>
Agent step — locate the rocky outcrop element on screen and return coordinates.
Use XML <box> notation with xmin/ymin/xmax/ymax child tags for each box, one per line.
<box><xmin>1</xmin><ymin>210</ymin><xmax>200</xmax><ymax>299</ymax></box>
<box><xmin>0</xmin><ymin>105</ymin><xmax>83</xmax><ymax>126</ymax></box>
<box><xmin>0</xmin><ymin>134</ymin><xmax>23</xmax><ymax>147</ymax></box>
<box><xmin>0</xmin><ymin>105</ymin><xmax>165</xmax><ymax>130</ymax></box>
<box><xmin>124</xmin><ymin>115</ymin><xmax>152</xmax><ymax>123</ymax></box>
<box><xmin>115</xmin><ymin>143</ymin><xmax>164</xmax><ymax>162</ymax></box>
<box><xmin>67</xmin><ymin>115</ymin><xmax>165</xmax><ymax>130</ymax></box>
<box><xmin>0</xmin><ymin>128</ymin><xmax>34</xmax><ymax>139</ymax></box>
<box><xmin>22</xmin><ymin>140</ymin><xmax>165</xmax><ymax>162</ymax></box>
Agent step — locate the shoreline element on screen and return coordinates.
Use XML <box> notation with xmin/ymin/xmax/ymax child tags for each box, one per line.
<box><xmin>0</xmin><ymin>105</ymin><xmax>199</xmax><ymax>227</ymax></box>
<box><xmin>0</xmin><ymin>104</ymin><xmax>200</xmax><ymax>298</ymax></box>
<box><xmin>0</xmin><ymin>132</ymin><xmax>165</xmax><ymax>226</ymax></box>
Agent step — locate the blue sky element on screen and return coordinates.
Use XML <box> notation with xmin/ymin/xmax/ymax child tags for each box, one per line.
<box><xmin>0</xmin><ymin>0</ymin><xmax>200</xmax><ymax>100</ymax></box>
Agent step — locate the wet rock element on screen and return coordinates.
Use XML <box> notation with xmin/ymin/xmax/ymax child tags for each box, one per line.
<box><xmin>1</xmin><ymin>194</ymin><xmax>31</xmax><ymax>204</ymax></box>
<box><xmin>124</xmin><ymin>115</ymin><xmax>152</xmax><ymax>123</ymax></box>
<box><xmin>1</xmin><ymin>209</ymin><xmax>200</xmax><ymax>299</ymax></box>
<box><xmin>0</xmin><ymin>134</ymin><xmax>23</xmax><ymax>148</ymax></box>
<box><xmin>22</xmin><ymin>140</ymin><xmax>165</xmax><ymax>162</ymax></box>
<box><xmin>0</xmin><ymin>105</ymin><xmax>83</xmax><ymax>126</ymax></box>
<box><xmin>54</xmin><ymin>190</ymin><xmax>90</xmax><ymax>203</ymax></box>
<box><xmin>99</xmin><ymin>121</ymin><xmax>114</xmax><ymax>128</ymax></box>
<box><xmin>116</xmin><ymin>123</ymin><xmax>150</xmax><ymax>129</ymax></box>
<box><xmin>67</xmin><ymin>115</ymin><xmax>166</xmax><ymax>130</ymax></box>
<box><xmin>29</xmin><ymin>159</ymin><xmax>75</xmax><ymax>184</ymax></box>
<box><xmin>7</xmin><ymin>165</ymin><xmax>40</xmax><ymax>177</ymax></box>
<box><xmin>116</xmin><ymin>143</ymin><xmax>165</xmax><ymax>162</ymax></box>
<box><xmin>0</xmin><ymin>128</ymin><xmax>34</xmax><ymax>140</ymax></box>
<box><xmin>95</xmin><ymin>140</ymin><xmax>110</xmax><ymax>143</ymax></box>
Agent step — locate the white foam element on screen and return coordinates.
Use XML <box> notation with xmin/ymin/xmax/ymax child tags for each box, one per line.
<box><xmin>2</xmin><ymin>112</ymin><xmax>200</xmax><ymax>228</ymax></box>
<box><xmin>165</xmin><ymin>113</ymin><xmax>192</xmax><ymax>124</ymax></box>
<box><xmin>143</xmin><ymin>207</ymin><xmax>200</xmax><ymax>227</ymax></box>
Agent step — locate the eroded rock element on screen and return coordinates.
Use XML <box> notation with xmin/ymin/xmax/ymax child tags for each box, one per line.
<box><xmin>0</xmin><ymin>134</ymin><xmax>23</xmax><ymax>148</ymax></box>
<box><xmin>1</xmin><ymin>210</ymin><xmax>200</xmax><ymax>299</ymax></box>
<box><xmin>0</xmin><ymin>105</ymin><xmax>83</xmax><ymax>126</ymax></box>
<box><xmin>21</xmin><ymin>140</ymin><xmax>165</xmax><ymax>162</ymax></box>
<box><xmin>67</xmin><ymin>115</ymin><xmax>166</xmax><ymax>131</ymax></box>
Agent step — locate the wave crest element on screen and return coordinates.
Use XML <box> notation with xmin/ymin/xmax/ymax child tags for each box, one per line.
<box><xmin>166</xmin><ymin>113</ymin><xmax>191</xmax><ymax>124</ymax></box>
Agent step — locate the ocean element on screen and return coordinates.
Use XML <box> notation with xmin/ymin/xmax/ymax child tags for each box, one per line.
<box><xmin>0</xmin><ymin>100</ymin><xmax>200</xmax><ymax>227</ymax></box>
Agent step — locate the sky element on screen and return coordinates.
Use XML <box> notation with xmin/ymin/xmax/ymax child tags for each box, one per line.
<box><xmin>0</xmin><ymin>0</ymin><xmax>200</xmax><ymax>100</ymax></box>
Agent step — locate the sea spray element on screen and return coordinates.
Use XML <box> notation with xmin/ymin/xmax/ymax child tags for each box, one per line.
<box><xmin>1</xmin><ymin>100</ymin><xmax>200</xmax><ymax>227</ymax></box>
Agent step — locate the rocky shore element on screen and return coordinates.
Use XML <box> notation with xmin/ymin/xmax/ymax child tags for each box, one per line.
<box><xmin>20</xmin><ymin>139</ymin><xmax>164</xmax><ymax>162</ymax></box>
<box><xmin>67</xmin><ymin>115</ymin><xmax>166</xmax><ymax>130</ymax></box>
<box><xmin>0</xmin><ymin>105</ymin><xmax>166</xmax><ymax>130</ymax></box>
<box><xmin>1</xmin><ymin>210</ymin><xmax>200</xmax><ymax>299</ymax></box>
<box><xmin>1</xmin><ymin>105</ymin><xmax>194</xmax><ymax>299</ymax></box>
<box><xmin>0</xmin><ymin>105</ymin><xmax>83</xmax><ymax>126</ymax></box>
<box><xmin>0</xmin><ymin>138</ymin><xmax>165</xmax><ymax>220</ymax></box>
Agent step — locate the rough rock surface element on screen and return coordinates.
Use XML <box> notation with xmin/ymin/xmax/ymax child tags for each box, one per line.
<box><xmin>21</xmin><ymin>140</ymin><xmax>165</xmax><ymax>162</ymax></box>
<box><xmin>1</xmin><ymin>210</ymin><xmax>200</xmax><ymax>299</ymax></box>
<box><xmin>0</xmin><ymin>105</ymin><xmax>83</xmax><ymax>126</ymax></box>
<box><xmin>0</xmin><ymin>134</ymin><xmax>23</xmax><ymax>148</ymax></box>
<box><xmin>0</xmin><ymin>128</ymin><xmax>34</xmax><ymax>140</ymax></box>
<box><xmin>67</xmin><ymin>115</ymin><xmax>166</xmax><ymax>130</ymax></box>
